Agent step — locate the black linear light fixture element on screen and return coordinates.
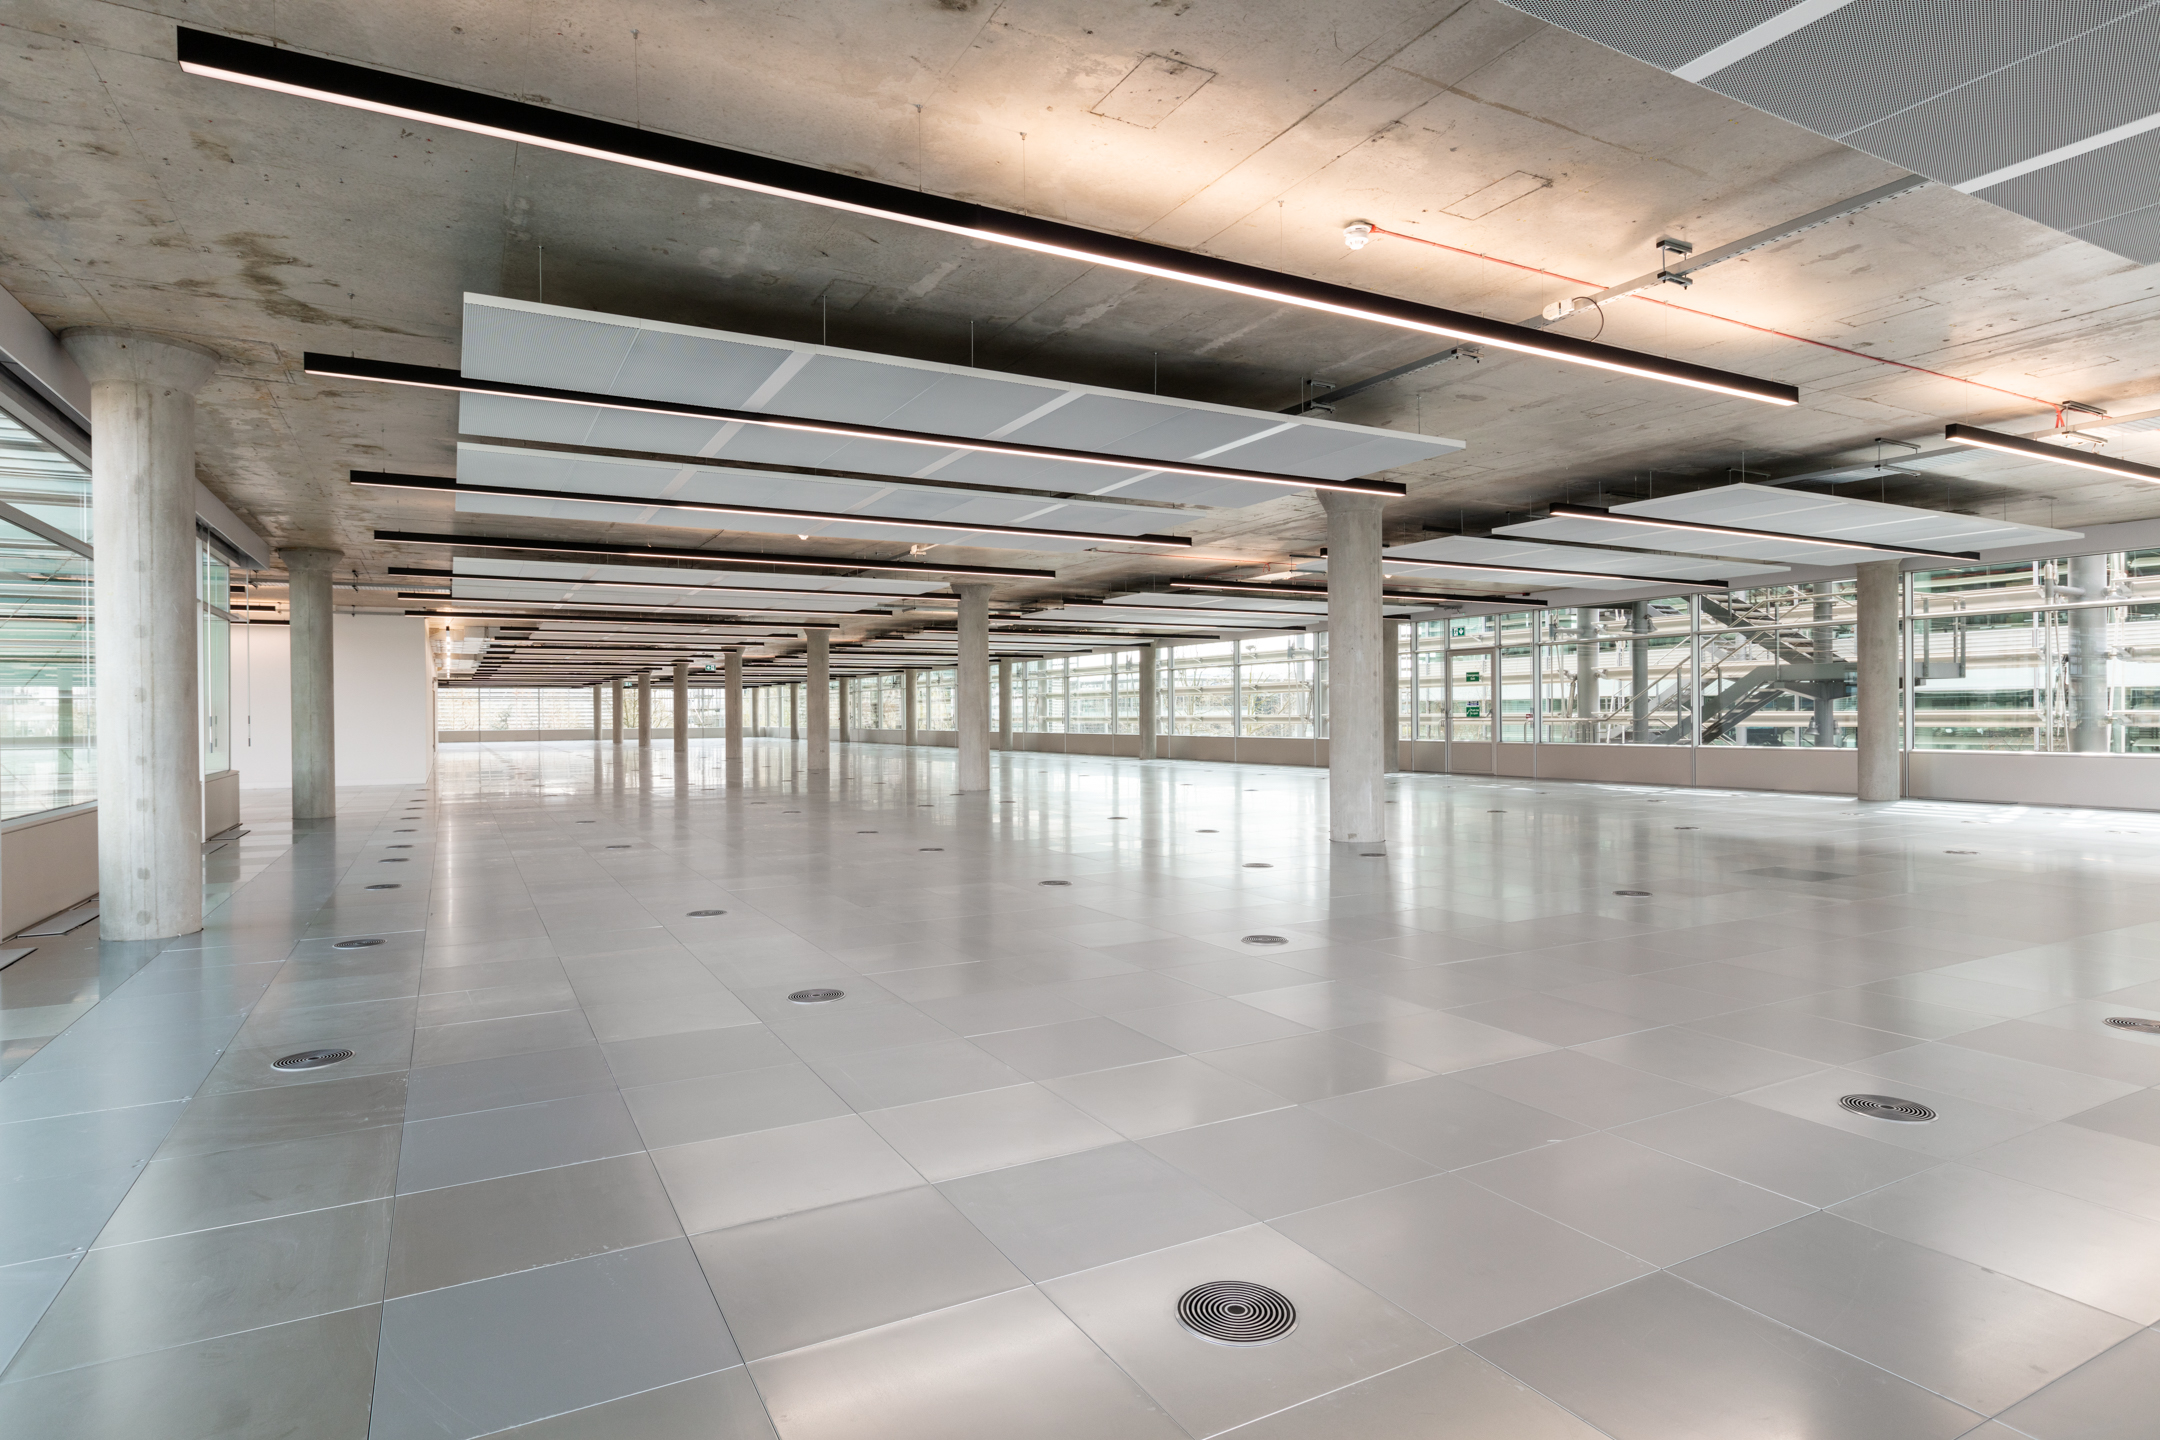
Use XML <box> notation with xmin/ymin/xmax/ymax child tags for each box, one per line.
<box><xmin>351</xmin><ymin>471</ymin><xmax>1192</xmax><ymax>547</ymax></box>
<box><xmin>389</xmin><ymin>566</ymin><xmax>939</xmax><ymax>603</ymax></box>
<box><xmin>316</xmin><ymin>357</ymin><xmax>1403</xmax><ymax>499</ymax></box>
<box><xmin>177</xmin><ymin>29</ymin><xmax>1797</xmax><ymax>408</ymax></box>
<box><xmin>1541</xmin><ymin>503</ymin><xmax>1982</xmax><ymax>561</ymax></box>
<box><xmin>401</xmin><ymin>589</ymin><xmax>884</xmax><ymax>618</ymax></box>
<box><xmin>1944</xmin><ymin>424</ymin><xmax>2160</xmax><ymax>484</ymax></box>
<box><xmin>1044</xmin><ymin>601</ymin><xmax>1338</xmax><ymax>624</ymax></box>
<box><xmin>1166</xmin><ymin>578</ymin><xmax>1548</xmax><ymax>607</ymax></box>
<box><xmin>374</xmin><ymin>530</ymin><xmax>1050</xmax><ymax>579</ymax></box>
<box><xmin>405</xmin><ymin>608</ymin><xmax>842</xmax><ymax>627</ymax></box>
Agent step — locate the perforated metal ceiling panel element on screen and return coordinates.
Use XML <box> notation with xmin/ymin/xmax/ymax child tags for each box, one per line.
<box><xmin>1501</xmin><ymin>0</ymin><xmax>2160</xmax><ymax>262</ymax></box>
<box><xmin>449</xmin><ymin>556</ymin><xmax>949</xmax><ymax>599</ymax></box>
<box><xmin>457</xmin><ymin>296</ymin><xmax>1465</xmax><ymax>514</ymax></box>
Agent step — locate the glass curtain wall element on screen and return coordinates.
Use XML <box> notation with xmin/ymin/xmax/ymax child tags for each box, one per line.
<box><xmin>200</xmin><ymin>544</ymin><xmax>232</xmax><ymax>774</ymax></box>
<box><xmin>0</xmin><ymin>411</ymin><xmax>93</xmax><ymax>818</ymax></box>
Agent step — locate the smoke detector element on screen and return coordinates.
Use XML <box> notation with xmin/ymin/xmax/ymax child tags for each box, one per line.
<box><xmin>1343</xmin><ymin>220</ymin><xmax>1374</xmax><ymax>250</ymax></box>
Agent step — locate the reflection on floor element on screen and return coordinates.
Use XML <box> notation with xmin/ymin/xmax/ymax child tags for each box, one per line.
<box><xmin>4</xmin><ymin>738</ymin><xmax>2160</xmax><ymax>1438</ymax></box>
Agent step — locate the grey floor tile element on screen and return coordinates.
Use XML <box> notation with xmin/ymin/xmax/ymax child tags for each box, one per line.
<box><xmin>484</xmin><ymin>1367</ymin><xmax>777</xmax><ymax>1439</ymax></box>
<box><xmin>1571</xmin><ymin>1025</ymin><xmax>1824</xmax><ymax>1094</ymax></box>
<box><xmin>584</xmin><ymin>991</ymin><xmax>760</xmax><ymax>1044</ymax></box>
<box><xmin>650</xmin><ymin>1114</ymin><xmax>923</xmax><ymax>1235</ymax></box>
<box><xmin>0</xmin><ymin>1253</ymin><xmax>75</xmax><ymax>1366</ymax></box>
<box><xmin>807</xmin><ymin>1038</ymin><xmax>1030</xmax><ymax>1109</ymax></box>
<box><xmin>1042</xmin><ymin>1224</ymin><xmax>1447</xmax><ymax>1437</ymax></box>
<box><xmin>1964</xmin><ymin>1121</ymin><xmax>2160</xmax><ymax>1221</ymax></box>
<box><xmin>397</xmin><ymin>1089</ymin><xmax>646</xmax><ymax>1192</ymax></box>
<box><xmin>1613</xmin><ymin>1096</ymin><xmax>1939</xmax><ymax>1205</ymax></box>
<box><xmin>1107</xmin><ymin>996</ymin><xmax>1313</xmax><ymax>1051</ymax></box>
<box><xmin>1045</xmin><ymin>1054</ymin><xmax>1293</xmax><ymax>1137</ymax></box>
<box><xmin>1831</xmin><ymin>1164</ymin><xmax>2160</xmax><ymax>1323</ymax></box>
<box><xmin>1470</xmin><ymin>1272</ymin><xmax>1982</xmax><ymax>1440</ymax></box>
<box><xmin>1672</xmin><ymin>1212</ymin><xmax>2137</xmax><ymax>1414</ymax></box>
<box><xmin>99</xmin><ymin>1125</ymin><xmax>401</xmax><ymax>1246</ymax></box>
<box><xmin>1849</xmin><ymin>1041</ymin><xmax>2139</xmax><ymax>1119</ymax></box>
<box><xmin>622</xmin><ymin>1063</ymin><xmax>850</xmax><ymax>1148</ymax></box>
<box><xmin>1685</xmin><ymin>1006</ymin><xmax>1921</xmax><ymax>1064</ymax></box>
<box><xmin>600</xmin><ymin>1026</ymin><xmax>799</xmax><ymax>1089</ymax></box>
<box><xmin>1309</xmin><ymin>1074</ymin><xmax>1589</xmax><ymax>1169</ymax></box>
<box><xmin>411</xmin><ymin>1008</ymin><xmax>596</xmax><ymax>1068</ymax></box>
<box><xmin>861</xmin><ymin>1082</ymin><xmax>1121</xmax><ymax>1181</ymax></box>
<box><xmin>1738</xmin><ymin>1065</ymin><xmax>2050</xmax><ymax>1159</ymax></box>
<box><xmin>8</xmin><ymin>1199</ymin><xmax>392</xmax><ymax>1378</ymax></box>
<box><xmin>402</xmin><ymin>1044</ymin><xmax>616</xmax><ymax>1122</ymax></box>
<box><xmin>938</xmin><ymin>1141</ymin><xmax>1254</xmax><ymax>1280</ymax></box>
<box><xmin>765</xmin><ymin>1006</ymin><xmax>960</xmax><ymax>1061</ymax></box>
<box><xmin>1334</xmin><ymin>1009</ymin><xmax>1558</xmax><ymax>1073</ymax></box>
<box><xmin>1447</xmin><ymin>993</ymin><xmax>1650</xmax><ymax>1047</ymax></box>
<box><xmin>2063</xmin><ymin>1086</ymin><xmax>2160</xmax><ymax>1145</ymax></box>
<box><xmin>1994</xmin><ymin>1328</ymin><xmax>2160</xmax><ymax>1440</ymax></box>
<box><xmin>971</xmin><ymin>1017</ymin><xmax>1179</xmax><ymax>1080</ymax></box>
<box><xmin>693</xmin><ymin>1185</ymin><xmax>1024</xmax><ymax>1359</ymax></box>
<box><xmin>371</xmin><ymin>1238</ymin><xmax>739</xmax><ymax>1440</ymax></box>
<box><xmin>0</xmin><ymin>1303</ymin><xmax>379</xmax><ymax>1440</ymax></box>
<box><xmin>1452</xmin><ymin>1048</ymin><xmax>1718</xmax><ymax>1128</ymax></box>
<box><xmin>1961</xmin><ymin>1012</ymin><xmax>2160</xmax><ymax>1085</ymax></box>
<box><xmin>1232</xmin><ymin>980</ymin><xmax>1429</xmax><ymax>1029</ymax></box>
<box><xmin>1139</xmin><ymin>1105</ymin><xmax>1433</xmax><ymax>1218</ymax></box>
<box><xmin>1215</xmin><ymin>1346</ymin><xmax>1609</xmax><ymax>1440</ymax></box>
<box><xmin>1274</xmin><ymin>1173</ymin><xmax>1653</xmax><ymax>1340</ymax></box>
<box><xmin>386</xmin><ymin>1152</ymin><xmax>683</xmax><ymax>1298</ymax></box>
<box><xmin>1464</xmin><ymin>1131</ymin><xmax>1812</xmax><ymax>1266</ymax></box>
<box><xmin>747</xmin><ymin>1287</ymin><xmax>1185</xmax><ymax>1440</ymax></box>
<box><xmin>1196</xmin><ymin>1032</ymin><xmax>1433</xmax><ymax>1102</ymax></box>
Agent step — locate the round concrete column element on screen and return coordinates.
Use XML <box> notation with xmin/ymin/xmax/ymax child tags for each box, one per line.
<box><xmin>592</xmin><ymin>684</ymin><xmax>603</xmax><ymax>740</ymax></box>
<box><xmin>955</xmin><ymin>584</ymin><xmax>992</xmax><ymax>792</ymax></box>
<box><xmin>997</xmin><ymin>658</ymin><xmax>1014</xmax><ymax>752</ymax></box>
<box><xmin>1855</xmin><ymin>560</ymin><xmax>1903</xmax><ymax>801</ymax></box>
<box><xmin>902</xmin><ymin>668</ymin><xmax>918</xmax><ymax>747</ymax></box>
<box><xmin>64</xmin><ymin>328</ymin><xmax>219</xmax><ymax>941</ymax></box>
<box><xmin>636</xmin><ymin>674</ymin><xmax>651</xmax><ymax>748</ymax></box>
<box><xmin>672</xmin><ymin>659</ymin><xmax>690</xmax><ymax>754</ymax></box>
<box><xmin>1380</xmin><ymin>618</ymin><xmax>1400</xmax><ymax>772</ymax></box>
<box><xmin>1319</xmin><ymin>491</ymin><xmax>1385</xmax><ymax>849</ymax></box>
<box><xmin>723</xmin><ymin>648</ymin><xmax>744</xmax><ymax>783</ymax></box>
<box><xmin>610</xmin><ymin>678</ymin><xmax>624</xmax><ymax>745</ymax></box>
<box><xmin>281</xmin><ymin>547</ymin><xmax>341</xmax><ymax>822</ymax></box>
<box><xmin>1136</xmin><ymin>644</ymin><xmax>1157</xmax><ymax>760</ymax></box>
<box><xmin>2070</xmin><ymin>553</ymin><xmax>2111</xmax><ymax>752</ymax></box>
<box><xmin>805</xmin><ymin>631</ymin><xmax>830</xmax><ymax>772</ymax></box>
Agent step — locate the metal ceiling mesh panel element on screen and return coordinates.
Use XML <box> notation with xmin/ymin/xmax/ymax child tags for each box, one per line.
<box><xmin>2071</xmin><ymin>205</ymin><xmax>2160</xmax><ymax>263</ymax></box>
<box><xmin>1981</xmin><ymin>127</ymin><xmax>2160</xmax><ymax>233</ymax></box>
<box><xmin>1497</xmin><ymin>0</ymin><xmax>1800</xmax><ymax>70</ymax></box>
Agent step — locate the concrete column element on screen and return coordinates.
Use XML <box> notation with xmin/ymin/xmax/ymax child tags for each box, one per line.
<box><xmin>1319</xmin><ymin>492</ymin><xmax>1385</xmax><ymax>848</ymax></box>
<box><xmin>64</xmin><ymin>328</ymin><xmax>218</xmax><ymax>941</ymax></box>
<box><xmin>997</xmin><ymin>659</ymin><xmax>1014</xmax><ymax>751</ymax></box>
<box><xmin>592</xmin><ymin>684</ymin><xmax>602</xmax><ymax>740</ymax></box>
<box><xmin>1856</xmin><ymin>560</ymin><xmax>1902</xmax><ymax>801</ymax></box>
<box><xmin>610</xmin><ymin>678</ymin><xmax>624</xmax><ymax>745</ymax></box>
<box><xmin>902</xmin><ymin>668</ymin><xmax>917</xmax><ymax>746</ymax></box>
<box><xmin>805</xmin><ymin>631</ymin><xmax>829</xmax><ymax>771</ymax></box>
<box><xmin>1811</xmin><ymin>582</ymin><xmax>1840</xmax><ymax>748</ymax></box>
<box><xmin>1576</xmin><ymin>608</ymin><xmax>1599</xmax><ymax>726</ymax></box>
<box><xmin>724</xmin><ymin>648</ymin><xmax>744</xmax><ymax>781</ymax></box>
<box><xmin>789</xmin><ymin>682</ymin><xmax>799</xmax><ymax>741</ymax></box>
<box><xmin>838</xmin><ymin>676</ymin><xmax>852</xmax><ymax>744</ymax></box>
<box><xmin>636</xmin><ymin>674</ymin><xmax>651</xmax><ymax>748</ymax></box>
<box><xmin>2070</xmin><ymin>553</ymin><xmax>2111</xmax><ymax>753</ymax></box>
<box><xmin>1380</xmin><ymin>618</ymin><xmax>1399</xmax><ymax>772</ymax></box>
<box><xmin>672</xmin><ymin>659</ymin><xmax>689</xmax><ymax>753</ymax></box>
<box><xmin>1136</xmin><ymin>644</ymin><xmax>1157</xmax><ymax>760</ymax></box>
<box><xmin>955</xmin><ymin>584</ymin><xmax>992</xmax><ymax>791</ymax></box>
<box><xmin>1631</xmin><ymin>601</ymin><xmax>1652</xmax><ymax>743</ymax></box>
<box><xmin>282</xmin><ymin>547</ymin><xmax>340</xmax><ymax>822</ymax></box>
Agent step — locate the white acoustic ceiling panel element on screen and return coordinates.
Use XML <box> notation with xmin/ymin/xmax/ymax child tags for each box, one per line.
<box><xmin>450</xmin><ymin>443</ymin><xmax>1184</xmax><ymax>552</ymax></box>
<box><xmin>1498</xmin><ymin>483</ymin><xmax>2079</xmax><ymax>565</ymax></box>
<box><xmin>446</xmin><ymin>557</ymin><xmax>950</xmax><ymax>612</ymax></box>
<box><xmin>1377</xmin><ymin>535</ymin><xmax>1786</xmax><ymax>585</ymax></box>
<box><xmin>457</xmin><ymin>295</ymin><xmax>1464</xmax><ymax>513</ymax></box>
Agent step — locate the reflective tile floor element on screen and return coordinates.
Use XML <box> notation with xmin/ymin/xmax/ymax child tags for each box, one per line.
<box><xmin>5</xmin><ymin>739</ymin><xmax>2160</xmax><ymax>1438</ymax></box>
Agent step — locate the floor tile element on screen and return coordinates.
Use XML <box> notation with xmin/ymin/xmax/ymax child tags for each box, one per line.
<box><xmin>1463</xmin><ymin>1131</ymin><xmax>1811</xmax><ymax>1266</ymax></box>
<box><xmin>1274</xmin><ymin>1173</ymin><xmax>1652</xmax><ymax>1340</ymax></box>
<box><xmin>1848</xmin><ymin>1041</ymin><xmax>2139</xmax><ymax>1119</ymax></box>
<box><xmin>1672</xmin><ymin>1212</ymin><xmax>2137</xmax><ymax>1413</ymax></box>
<box><xmin>1139</xmin><ymin>1105</ymin><xmax>1433</xmax><ymax>1217</ymax></box>
<box><xmin>1214</xmin><ymin>1346</ymin><xmax>1608</xmax><ymax>1440</ymax></box>
<box><xmin>2062</xmin><ymin>1086</ymin><xmax>2160</xmax><ymax>1145</ymax></box>
<box><xmin>1571</xmin><ymin>1025</ymin><xmax>1824</xmax><ymax>1094</ymax></box>
<box><xmin>1334</xmin><ymin>1009</ymin><xmax>1558</xmax><ymax>1072</ymax></box>
<box><xmin>402</xmin><ymin>1045</ymin><xmax>616</xmax><ymax>1122</ymax></box>
<box><xmin>1041</xmin><ymin>1224</ymin><xmax>1447</xmax><ymax>1437</ymax></box>
<box><xmin>747</xmin><ymin>1287</ymin><xmax>1185</xmax><ymax>1440</ymax></box>
<box><xmin>99</xmin><ymin>1125</ymin><xmax>402</xmax><ymax>1246</ymax></box>
<box><xmin>937</xmin><ymin>1141</ymin><xmax>1253</xmax><ymax>1280</ymax></box>
<box><xmin>692</xmin><ymin>1185</ymin><xmax>1023</xmax><ymax>1359</ymax></box>
<box><xmin>1452</xmin><ymin>1048</ymin><xmax>1718</xmax><ymax>1128</ymax></box>
<box><xmin>1309</xmin><ymin>1074</ymin><xmax>1588</xmax><ymax>1168</ymax></box>
<box><xmin>622</xmin><ymin>1063</ymin><xmax>850</xmax><ymax>1149</ymax></box>
<box><xmin>371</xmin><ymin>1238</ymin><xmax>739</xmax><ymax>1440</ymax></box>
<box><xmin>972</xmin><ymin>1017</ymin><xmax>1182</xmax><ymax>1079</ymax></box>
<box><xmin>599</xmin><ymin>1026</ymin><xmax>798</xmax><ymax>1088</ymax></box>
<box><xmin>484</xmin><ymin>1367</ymin><xmax>777</xmax><ymax>1439</ymax></box>
<box><xmin>860</xmin><ymin>1082</ymin><xmax>1121</xmax><ymax>1181</ymax></box>
<box><xmin>1994</xmin><ymin>1328</ymin><xmax>2160</xmax><ymax>1440</ymax></box>
<box><xmin>1469</xmin><ymin>1272</ymin><xmax>1981</xmax><ymax>1440</ymax></box>
<box><xmin>1107</xmin><ymin>997</ymin><xmax>1313</xmax><ymax>1051</ymax></box>
<box><xmin>1195</xmin><ymin>1032</ymin><xmax>1432</xmax><ymax>1102</ymax></box>
<box><xmin>1045</xmin><ymin>1055</ymin><xmax>1292</xmax><ymax>1137</ymax></box>
<box><xmin>1964</xmin><ymin>1121</ymin><xmax>2160</xmax><ymax>1221</ymax></box>
<box><xmin>1614</xmin><ymin>1096</ymin><xmax>1938</xmax><ymax>1205</ymax></box>
<box><xmin>1738</xmin><ymin>1065</ymin><xmax>2050</xmax><ymax>1159</ymax></box>
<box><xmin>397</xmin><ymin>1089</ymin><xmax>645</xmax><ymax>1192</ymax></box>
<box><xmin>1685</xmin><ymin>1006</ymin><xmax>1920</xmax><ymax>1064</ymax></box>
<box><xmin>650</xmin><ymin>1114</ymin><xmax>923</xmax><ymax>1235</ymax></box>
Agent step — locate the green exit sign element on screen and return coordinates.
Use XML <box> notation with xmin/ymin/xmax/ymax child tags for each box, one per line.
<box><xmin>1464</xmin><ymin>671</ymin><xmax>1480</xmax><ymax>682</ymax></box>
<box><xmin>1464</xmin><ymin>703</ymin><xmax>1482</xmax><ymax>718</ymax></box>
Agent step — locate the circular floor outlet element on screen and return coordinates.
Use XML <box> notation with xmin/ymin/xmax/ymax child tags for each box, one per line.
<box><xmin>365</xmin><ymin>884</ymin><xmax>401</xmax><ymax>891</ymax></box>
<box><xmin>2105</xmin><ymin>1016</ymin><xmax>2160</xmax><ymax>1034</ymax></box>
<box><xmin>788</xmin><ymin>988</ymin><xmax>845</xmax><ymax>1004</ymax></box>
<box><xmin>1675</xmin><ymin>826</ymin><xmax>1700</xmax><ymax>830</ymax></box>
<box><xmin>920</xmin><ymin>847</ymin><xmax>943</xmax><ymax>852</ymax></box>
<box><xmin>1946</xmin><ymin>849</ymin><xmax>1978</xmax><ymax>854</ymax></box>
<box><xmin>386</xmin><ymin>844</ymin><xmax>413</xmax><ymax>849</ymax></box>
<box><xmin>1360</xmin><ymin>853</ymin><xmax>1385</xmax><ymax>858</ymax></box>
<box><xmin>332</xmin><ymin>938</ymin><xmax>386</xmax><ymax>950</ymax></box>
<box><xmin>1242</xmin><ymin>863</ymin><xmax>1273</xmax><ymax>869</ymax></box>
<box><xmin>686</xmin><ymin>909</ymin><xmax>728</xmax><ymax>917</ymax></box>
<box><xmin>1614</xmin><ymin>890</ymin><xmax>1652</xmax><ymax>897</ymax></box>
<box><xmin>1839</xmin><ymin>1093</ymin><xmax>1937</xmax><ymax>1122</ymax></box>
<box><xmin>1243</xmin><ymin>934</ymin><xmax>1288</xmax><ymax>946</ymax></box>
<box><xmin>273</xmin><ymin>1048</ymin><xmax>353</xmax><ymax>1071</ymax></box>
<box><xmin>1178</xmin><ymin>1282</ymin><xmax>1296</xmax><ymax>1345</ymax></box>
<box><xmin>606</xmin><ymin>844</ymin><xmax>633</xmax><ymax>850</ymax></box>
<box><xmin>857</xmin><ymin>830</ymin><xmax>878</xmax><ymax>834</ymax></box>
<box><xmin>1108</xmin><ymin>815</ymin><xmax>1127</xmax><ymax>819</ymax></box>
<box><xmin>1197</xmin><ymin>829</ymin><xmax>1217</xmax><ymax>833</ymax></box>
<box><xmin>379</xmin><ymin>858</ymin><xmax>408</xmax><ymax>863</ymax></box>
<box><xmin>1038</xmin><ymin>879</ymin><xmax>1071</xmax><ymax>886</ymax></box>
<box><xmin>395</xmin><ymin>829</ymin><xmax>416</xmax><ymax>833</ymax></box>
<box><xmin>1488</xmin><ymin>810</ymin><xmax>1507</xmax><ymax>814</ymax></box>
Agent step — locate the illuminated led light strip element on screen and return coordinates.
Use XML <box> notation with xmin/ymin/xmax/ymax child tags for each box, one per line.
<box><xmin>401</xmin><ymin>594</ymin><xmax>865</xmax><ymax>621</ymax></box>
<box><xmin>405</xmin><ymin>608</ymin><xmax>843</xmax><ymax>627</ymax></box>
<box><xmin>1944</xmin><ymin>424</ymin><xmax>2160</xmax><ymax>484</ymax></box>
<box><xmin>178</xmin><ymin>29</ymin><xmax>1797</xmax><ymax>408</ymax></box>
<box><xmin>317</xmin><ymin>357</ymin><xmax>1401</xmax><ymax>498</ymax></box>
<box><xmin>1542</xmin><ymin>503</ymin><xmax>1982</xmax><ymax>561</ymax></box>
<box><xmin>375</xmin><ymin>530</ymin><xmax>1049</xmax><ymax>579</ymax></box>
<box><xmin>354</xmin><ymin>472</ymin><xmax>1193</xmax><ymax>547</ymax></box>
<box><xmin>390</xmin><ymin>565</ymin><xmax>937</xmax><ymax>602</ymax></box>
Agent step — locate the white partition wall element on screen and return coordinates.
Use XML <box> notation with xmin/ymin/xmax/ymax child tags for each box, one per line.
<box><xmin>238</xmin><ymin>615</ymin><xmax>433</xmax><ymax>789</ymax></box>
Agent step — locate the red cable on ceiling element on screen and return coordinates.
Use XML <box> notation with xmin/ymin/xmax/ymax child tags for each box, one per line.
<box><xmin>1368</xmin><ymin>225</ymin><xmax>2067</xmax><ymax>423</ymax></box>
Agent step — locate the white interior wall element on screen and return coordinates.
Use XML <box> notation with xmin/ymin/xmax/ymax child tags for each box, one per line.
<box><xmin>236</xmin><ymin>616</ymin><xmax>432</xmax><ymax>789</ymax></box>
